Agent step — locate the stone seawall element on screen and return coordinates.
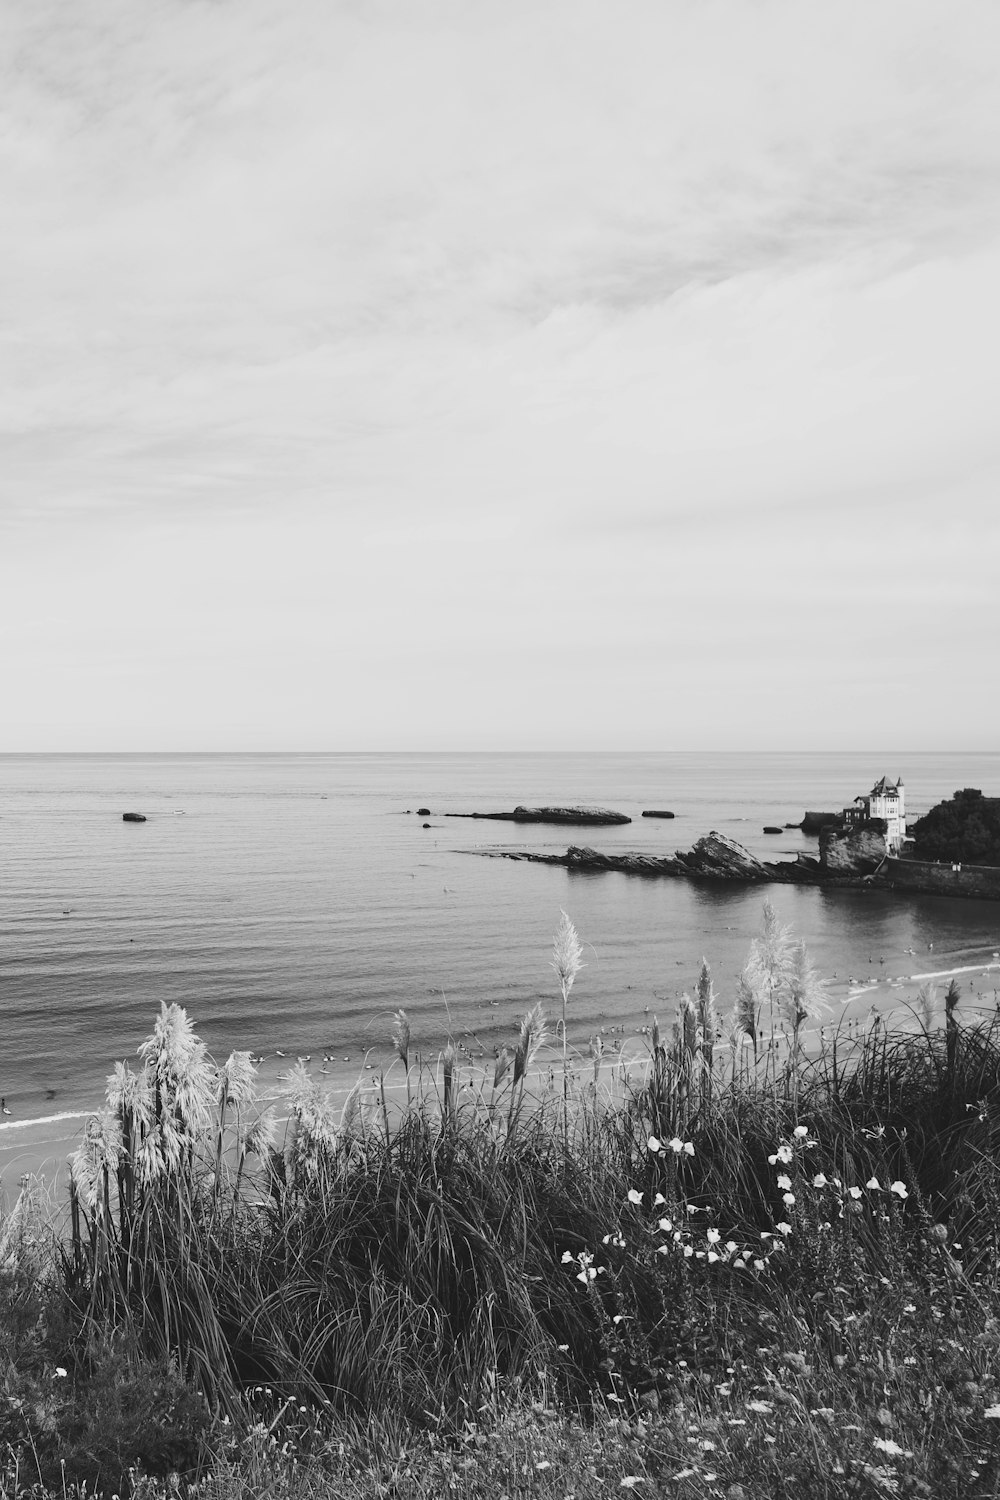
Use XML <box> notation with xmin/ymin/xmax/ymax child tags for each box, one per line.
<box><xmin>874</xmin><ymin>858</ymin><xmax>1000</xmax><ymax>901</ymax></box>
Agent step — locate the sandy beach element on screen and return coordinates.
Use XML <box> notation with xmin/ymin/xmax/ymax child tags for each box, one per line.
<box><xmin>5</xmin><ymin>953</ymin><xmax>998</xmax><ymax>1208</ymax></box>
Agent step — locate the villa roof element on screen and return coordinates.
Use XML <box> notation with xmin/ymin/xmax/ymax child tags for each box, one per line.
<box><xmin>870</xmin><ymin>776</ymin><xmax>901</xmax><ymax>797</ymax></box>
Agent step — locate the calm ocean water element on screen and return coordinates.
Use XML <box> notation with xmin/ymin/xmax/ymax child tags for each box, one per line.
<box><xmin>2</xmin><ymin>752</ymin><xmax>999</xmax><ymax>1142</ymax></box>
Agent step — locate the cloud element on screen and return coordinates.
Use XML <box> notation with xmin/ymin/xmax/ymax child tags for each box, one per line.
<box><xmin>1</xmin><ymin>0</ymin><xmax>999</xmax><ymax>745</ymax></box>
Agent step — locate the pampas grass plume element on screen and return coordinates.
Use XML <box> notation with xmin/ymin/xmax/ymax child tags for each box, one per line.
<box><xmin>392</xmin><ymin>1009</ymin><xmax>411</xmax><ymax>1070</ymax></box>
<box><xmin>513</xmin><ymin>1002</ymin><xmax>547</xmax><ymax>1086</ymax></box>
<box><xmin>552</xmin><ymin>910</ymin><xmax>584</xmax><ymax>995</ymax></box>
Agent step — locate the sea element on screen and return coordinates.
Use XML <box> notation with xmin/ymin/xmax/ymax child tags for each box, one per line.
<box><xmin>2</xmin><ymin>752</ymin><xmax>1000</xmax><ymax>1178</ymax></box>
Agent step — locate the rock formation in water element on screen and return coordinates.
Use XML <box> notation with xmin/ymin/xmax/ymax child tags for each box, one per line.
<box><xmin>819</xmin><ymin>821</ymin><xmax>888</xmax><ymax>874</ymax></box>
<box><xmin>799</xmin><ymin>811</ymin><xmax>843</xmax><ymax>834</ymax></box>
<box><xmin>122</xmin><ymin>813</ymin><xmax>147</xmax><ymax>823</ymax></box>
<box><xmin>641</xmin><ymin>809</ymin><xmax>675</xmax><ymax>819</ymax></box>
<box><xmin>447</xmin><ymin>805</ymin><xmax>631</xmax><ymax>826</ymax></box>
<box><xmin>674</xmin><ymin>830</ymin><xmax>769</xmax><ymax>880</ymax></box>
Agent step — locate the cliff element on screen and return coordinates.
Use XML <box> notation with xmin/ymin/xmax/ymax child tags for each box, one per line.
<box><xmin>819</xmin><ymin>820</ymin><xmax>887</xmax><ymax>875</ymax></box>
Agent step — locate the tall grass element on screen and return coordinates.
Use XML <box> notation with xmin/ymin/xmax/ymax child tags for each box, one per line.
<box><xmin>7</xmin><ymin>904</ymin><xmax>1000</xmax><ymax>1495</ymax></box>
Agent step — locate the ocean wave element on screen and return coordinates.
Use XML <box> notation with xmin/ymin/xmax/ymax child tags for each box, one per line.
<box><xmin>0</xmin><ymin>1110</ymin><xmax>90</xmax><ymax>1134</ymax></box>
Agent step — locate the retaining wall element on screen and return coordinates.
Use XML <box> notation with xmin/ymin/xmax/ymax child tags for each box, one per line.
<box><xmin>875</xmin><ymin>857</ymin><xmax>1000</xmax><ymax>901</ymax></box>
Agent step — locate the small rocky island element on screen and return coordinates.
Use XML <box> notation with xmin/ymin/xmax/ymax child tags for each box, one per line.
<box><xmin>446</xmin><ymin>805</ymin><xmax>631</xmax><ymax>826</ymax></box>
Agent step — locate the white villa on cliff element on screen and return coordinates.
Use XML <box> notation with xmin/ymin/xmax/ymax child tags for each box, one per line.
<box><xmin>844</xmin><ymin>776</ymin><xmax>906</xmax><ymax>854</ymax></box>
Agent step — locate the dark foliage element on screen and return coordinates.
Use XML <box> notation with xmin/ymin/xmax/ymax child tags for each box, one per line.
<box><xmin>911</xmin><ymin>787</ymin><xmax>1000</xmax><ymax>866</ymax></box>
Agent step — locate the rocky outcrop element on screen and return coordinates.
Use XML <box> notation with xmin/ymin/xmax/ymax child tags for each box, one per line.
<box><xmin>447</xmin><ymin>806</ymin><xmax>631</xmax><ymax>826</ymax></box>
<box><xmin>642</xmin><ymin>810</ymin><xmax>675</xmax><ymax>819</ymax></box>
<box><xmin>472</xmin><ymin>834</ymin><xmax>809</xmax><ymax>884</ymax></box>
<box><xmin>565</xmin><ymin>846</ymin><xmax>683</xmax><ymax>874</ymax></box>
<box><xmin>800</xmin><ymin>811</ymin><xmax>843</xmax><ymax>834</ymax></box>
<box><xmin>819</xmin><ymin>821</ymin><xmax>887</xmax><ymax>874</ymax></box>
<box><xmin>468</xmin><ymin>828</ymin><xmax>1000</xmax><ymax>900</ymax></box>
<box><xmin>763</xmin><ymin>826</ymin><xmax>783</xmax><ymax>834</ymax></box>
<box><xmin>122</xmin><ymin>812</ymin><xmax>147</xmax><ymax>823</ymax></box>
<box><xmin>675</xmin><ymin>831</ymin><xmax>768</xmax><ymax>881</ymax></box>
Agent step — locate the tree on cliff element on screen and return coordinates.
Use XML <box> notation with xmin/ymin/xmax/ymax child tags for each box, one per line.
<box><xmin>910</xmin><ymin>788</ymin><xmax>1000</xmax><ymax>866</ymax></box>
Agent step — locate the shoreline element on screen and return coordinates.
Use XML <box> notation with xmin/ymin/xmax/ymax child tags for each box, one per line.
<box><xmin>4</xmin><ymin>957</ymin><xmax>999</xmax><ymax>1194</ymax></box>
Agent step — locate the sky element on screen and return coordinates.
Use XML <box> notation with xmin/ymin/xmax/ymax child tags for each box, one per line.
<box><xmin>2</xmin><ymin>0</ymin><xmax>999</xmax><ymax>751</ymax></box>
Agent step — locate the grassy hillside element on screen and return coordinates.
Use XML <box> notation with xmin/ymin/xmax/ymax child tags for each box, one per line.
<box><xmin>2</xmin><ymin>906</ymin><xmax>1000</xmax><ymax>1499</ymax></box>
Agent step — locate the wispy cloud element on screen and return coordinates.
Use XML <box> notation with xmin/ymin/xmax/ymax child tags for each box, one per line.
<box><xmin>1</xmin><ymin>0</ymin><xmax>998</xmax><ymax>746</ymax></box>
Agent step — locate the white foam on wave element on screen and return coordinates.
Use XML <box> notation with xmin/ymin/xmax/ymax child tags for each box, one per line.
<box><xmin>908</xmin><ymin>963</ymin><xmax>1000</xmax><ymax>982</ymax></box>
<box><xmin>0</xmin><ymin>1110</ymin><xmax>90</xmax><ymax>1134</ymax></box>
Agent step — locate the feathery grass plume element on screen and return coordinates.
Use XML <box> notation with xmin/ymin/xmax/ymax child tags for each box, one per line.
<box><xmin>69</xmin><ymin>1113</ymin><xmax>121</xmax><ymax>1213</ymax></box>
<box><xmin>696</xmin><ymin>959</ymin><xmax>719</xmax><ymax>1104</ymax></box>
<box><xmin>509</xmin><ymin>1002</ymin><xmax>547</xmax><ymax>1135</ymax></box>
<box><xmin>492</xmin><ymin>1047</ymin><xmax>512</xmax><ymax>1094</ymax></box>
<box><xmin>785</xmin><ymin>940</ymin><xmax>828</xmax><ymax>1032</ymax></box>
<box><xmin>217</xmin><ymin>1051</ymin><xmax>257</xmax><ymax>1110</ymax></box>
<box><xmin>242</xmin><ymin>1107</ymin><xmax>277</xmax><ymax>1161</ymax></box>
<box><xmin>783</xmin><ymin>939</ymin><xmax>828</xmax><ymax>1101</ymax></box>
<box><xmin>758</xmin><ymin>898</ymin><xmax>792</xmax><ymax>977</ymax></box>
<box><xmin>0</xmin><ymin>1175</ymin><xmax>49</xmax><ymax>1277</ymax></box>
<box><xmin>512</xmin><ymin>1002</ymin><xmax>547</xmax><ymax>1087</ymax></box>
<box><xmin>754</xmin><ymin>899</ymin><xmax>794</xmax><ymax>1039</ymax></box>
<box><xmin>392</xmin><ymin>1009</ymin><xmax>411</xmax><ymax>1069</ymax></box>
<box><xmin>234</xmin><ymin>1107</ymin><xmax>277</xmax><ymax>1200</ymax></box>
<box><xmin>735</xmin><ymin>958</ymin><xmax>761</xmax><ymax>1059</ymax></box>
<box><xmin>281</xmin><ymin>1061</ymin><xmax>338</xmax><ymax>1176</ymax></box>
<box><xmin>105</xmin><ymin>1060</ymin><xmax>151</xmax><ymax>1227</ymax></box>
<box><xmin>552</xmin><ymin>910</ymin><xmax>584</xmax><ymax>996</ymax></box>
<box><xmin>106</xmin><ymin>1060</ymin><xmax>153</xmax><ymax>1129</ymax></box>
<box><xmin>136</xmin><ymin>1003</ymin><xmax>217</xmax><ymax>1184</ymax></box>
<box><xmin>339</xmin><ymin>1081</ymin><xmax>363</xmax><ymax>1141</ymax></box>
<box><xmin>670</xmin><ymin>993</ymin><xmax>701</xmax><ymax>1128</ymax></box>
<box><xmin>678</xmin><ymin>993</ymin><xmax>699</xmax><ymax>1062</ymax></box>
<box><xmin>552</xmin><ymin>911</ymin><xmax>584</xmax><ymax>1145</ymax></box>
<box><xmin>441</xmin><ymin>1042</ymin><xmax>457</xmax><ymax>1124</ymax></box>
<box><xmin>214</xmin><ymin>1051</ymin><xmax>258</xmax><ymax>1192</ymax></box>
<box><xmin>916</xmin><ymin>981</ymin><xmax>938</xmax><ymax>1033</ymax></box>
<box><xmin>392</xmin><ymin>1009</ymin><xmax>413</xmax><ymax>1110</ymax></box>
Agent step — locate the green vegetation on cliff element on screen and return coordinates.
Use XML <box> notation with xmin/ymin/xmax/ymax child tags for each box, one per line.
<box><xmin>911</xmin><ymin>787</ymin><xmax>1000</xmax><ymax>866</ymax></box>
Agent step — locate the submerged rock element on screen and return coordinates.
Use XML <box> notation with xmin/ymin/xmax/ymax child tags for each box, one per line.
<box><xmin>641</xmin><ymin>810</ymin><xmax>675</xmax><ymax>819</ymax></box>
<box><xmin>122</xmin><ymin>812</ymin><xmax>146</xmax><ymax>823</ymax></box>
